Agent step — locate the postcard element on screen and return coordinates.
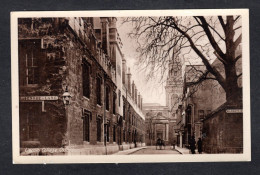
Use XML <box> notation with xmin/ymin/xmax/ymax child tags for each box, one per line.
<box><xmin>11</xmin><ymin>9</ymin><xmax>250</xmax><ymax>163</ymax></box>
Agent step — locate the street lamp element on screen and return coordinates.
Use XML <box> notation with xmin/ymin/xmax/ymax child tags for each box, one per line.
<box><xmin>62</xmin><ymin>86</ymin><xmax>72</xmax><ymax>105</ymax></box>
<box><xmin>62</xmin><ymin>86</ymin><xmax>71</xmax><ymax>148</ymax></box>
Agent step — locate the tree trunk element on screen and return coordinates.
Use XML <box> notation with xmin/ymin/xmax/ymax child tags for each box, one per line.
<box><xmin>224</xmin><ymin>62</ymin><xmax>242</xmax><ymax>107</ymax></box>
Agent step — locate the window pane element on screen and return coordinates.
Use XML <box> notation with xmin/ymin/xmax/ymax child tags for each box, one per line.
<box><xmin>83</xmin><ymin>113</ymin><xmax>90</xmax><ymax>142</ymax></box>
<box><xmin>34</xmin><ymin>68</ymin><xmax>39</xmax><ymax>84</ymax></box>
<box><xmin>28</xmin><ymin>68</ymin><xmax>33</xmax><ymax>84</ymax></box>
<box><xmin>106</xmin><ymin>86</ymin><xmax>110</xmax><ymax>111</ymax></box>
<box><xmin>96</xmin><ymin>117</ymin><xmax>101</xmax><ymax>142</ymax></box>
<box><xmin>113</xmin><ymin>125</ymin><xmax>116</xmax><ymax>142</ymax></box>
<box><xmin>83</xmin><ymin>63</ymin><xmax>90</xmax><ymax>98</ymax></box>
<box><xmin>96</xmin><ymin>77</ymin><xmax>101</xmax><ymax>105</ymax></box>
<box><xmin>107</xmin><ymin>124</ymin><xmax>110</xmax><ymax>142</ymax></box>
<box><xmin>32</xmin><ymin>57</ymin><xmax>38</xmax><ymax>66</ymax></box>
<box><xmin>27</xmin><ymin>57</ymin><xmax>32</xmax><ymax>67</ymax></box>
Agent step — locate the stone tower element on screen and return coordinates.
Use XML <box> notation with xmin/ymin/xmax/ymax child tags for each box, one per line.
<box><xmin>165</xmin><ymin>51</ymin><xmax>183</xmax><ymax>119</ymax></box>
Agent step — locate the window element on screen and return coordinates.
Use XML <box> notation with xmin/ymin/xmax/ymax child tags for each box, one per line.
<box><xmin>128</xmin><ymin>132</ymin><xmax>130</xmax><ymax>142</ymax></box>
<box><xmin>96</xmin><ymin>76</ymin><xmax>102</xmax><ymax>105</ymax></box>
<box><xmin>113</xmin><ymin>92</ymin><xmax>116</xmax><ymax>114</ymax></box>
<box><xmin>83</xmin><ymin>110</ymin><xmax>91</xmax><ymax>142</ymax></box>
<box><xmin>105</xmin><ymin>85</ymin><xmax>110</xmax><ymax>111</ymax></box>
<box><xmin>198</xmin><ymin>110</ymin><xmax>205</xmax><ymax>120</ymax></box>
<box><xmin>118</xmin><ymin>90</ymin><xmax>121</xmax><ymax>106</ymax></box>
<box><xmin>26</xmin><ymin>52</ymin><xmax>39</xmax><ymax>85</ymax></box>
<box><xmin>113</xmin><ymin>125</ymin><xmax>116</xmax><ymax>142</ymax></box>
<box><xmin>106</xmin><ymin>122</ymin><xmax>110</xmax><ymax>142</ymax></box>
<box><xmin>96</xmin><ymin>116</ymin><xmax>102</xmax><ymax>142</ymax></box>
<box><xmin>123</xmin><ymin>103</ymin><xmax>126</xmax><ymax>120</ymax></box>
<box><xmin>19</xmin><ymin>39</ymin><xmax>41</xmax><ymax>86</ymax></box>
<box><xmin>82</xmin><ymin>61</ymin><xmax>91</xmax><ymax>98</ymax></box>
<box><xmin>123</xmin><ymin>130</ymin><xmax>126</xmax><ymax>142</ymax></box>
<box><xmin>26</xmin><ymin>105</ymin><xmax>40</xmax><ymax>140</ymax></box>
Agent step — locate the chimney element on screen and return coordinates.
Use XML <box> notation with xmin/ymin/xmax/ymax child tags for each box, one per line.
<box><xmin>127</xmin><ymin>68</ymin><xmax>132</xmax><ymax>95</ymax></box>
<box><xmin>108</xmin><ymin>17</ymin><xmax>117</xmax><ymax>29</ymax></box>
<box><xmin>122</xmin><ymin>57</ymin><xmax>126</xmax><ymax>85</ymax></box>
<box><xmin>108</xmin><ymin>17</ymin><xmax>118</xmax><ymax>67</ymax></box>
<box><xmin>138</xmin><ymin>92</ymin><xmax>141</xmax><ymax>108</ymax></box>
<box><xmin>141</xmin><ymin>97</ymin><xmax>143</xmax><ymax>110</ymax></box>
<box><xmin>100</xmin><ymin>17</ymin><xmax>110</xmax><ymax>55</ymax></box>
<box><xmin>135</xmin><ymin>88</ymin><xmax>138</xmax><ymax>104</ymax></box>
<box><xmin>132</xmin><ymin>81</ymin><xmax>135</xmax><ymax>99</ymax></box>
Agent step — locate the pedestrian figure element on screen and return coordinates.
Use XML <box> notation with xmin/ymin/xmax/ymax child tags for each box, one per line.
<box><xmin>197</xmin><ymin>138</ymin><xmax>202</xmax><ymax>154</ymax></box>
<box><xmin>161</xmin><ymin>139</ymin><xmax>165</xmax><ymax>150</ymax></box>
<box><xmin>156</xmin><ymin>138</ymin><xmax>161</xmax><ymax>150</ymax></box>
<box><xmin>172</xmin><ymin>140</ymin><xmax>176</xmax><ymax>150</ymax></box>
<box><xmin>189</xmin><ymin>136</ymin><xmax>196</xmax><ymax>154</ymax></box>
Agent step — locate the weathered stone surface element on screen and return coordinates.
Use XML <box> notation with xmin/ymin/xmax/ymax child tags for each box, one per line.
<box><xmin>203</xmin><ymin>106</ymin><xmax>243</xmax><ymax>153</ymax></box>
<box><xmin>18</xmin><ymin>17</ymin><xmax>146</xmax><ymax>155</ymax></box>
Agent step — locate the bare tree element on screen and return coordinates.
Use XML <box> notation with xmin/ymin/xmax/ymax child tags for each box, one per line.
<box><xmin>123</xmin><ymin>16</ymin><xmax>242</xmax><ymax>106</ymax></box>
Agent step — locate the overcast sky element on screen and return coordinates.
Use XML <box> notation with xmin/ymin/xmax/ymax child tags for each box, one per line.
<box><xmin>117</xmin><ymin>18</ymin><xmax>167</xmax><ymax>106</ymax></box>
<box><xmin>116</xmin><ymin>16</ymin><xmax>241</xmax><ymax>106</ymax></box>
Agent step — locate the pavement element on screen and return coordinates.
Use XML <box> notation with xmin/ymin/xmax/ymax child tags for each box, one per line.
<box><xmin>113</xmin><ymin>147</ymin><xmax>147</xmax><ymax>155</ymax></box>
<box><xmin>114</xmin><ymin>146</ymin><xmax>180</xmax><ymax>155</ymax></box>
<box><xmin>175</xmin><ymin>146</ymin><xmax>207</xmax><ymax>154</ymax></box>
<box><xmin>113</xmin><ymin>146</ymin><xmax>206</xmax><ymax>155</ymax></box>
<box><xmin>132</xmin><ymin>146</ymin><xmax>180</xmax><ymax>154</ymax></box>
<box><xmin>175</xmin><ymin>146</ymin><xmax>190</xmax><ymax>154</ymax></box>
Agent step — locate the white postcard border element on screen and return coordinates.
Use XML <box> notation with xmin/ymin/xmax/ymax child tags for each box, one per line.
<box><xmin>11</xmin><ymin>9</ymin><xmax>251</xmax><ymax>164</ymax></box>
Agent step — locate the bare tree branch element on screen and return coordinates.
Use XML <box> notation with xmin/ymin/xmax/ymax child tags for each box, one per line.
<box><xmin>234</xmin><ymin>34</ymin><xmax>242</xmax><ymax>49</ymax></box>
<box><xmin>218</xmin><ymin>16</ymin><xmax>226</xmax><ymax>30</ymax></box>
<box><xmin>167</xmin><ymin>17</ymin><xmax>227</xmax><ymax>89</ymax></box>
<box><xmin>196</xmin><ymin>16</ymin><xmax>226</xmax><ymax>60</ymax></box>
<box><xmin>235</xmin><ymin>54</ymin><xmax>242</xmax><ymax>63</ymax></box>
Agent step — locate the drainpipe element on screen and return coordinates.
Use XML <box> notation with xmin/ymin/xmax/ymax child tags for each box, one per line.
<box><xmin>103</xmin><ymin>74</ymin><xmax>107</xmax><ymax>155</ymax></box>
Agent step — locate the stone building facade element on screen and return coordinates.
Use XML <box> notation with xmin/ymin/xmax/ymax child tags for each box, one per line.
<box><xmin>18</xmin><ymin>17</ymin><xmax>145</xmax><ymax>155</ymax></box>
<box><xmin>142</xmin><ymin>104</ymin><xmax>175</xmax><ymax>146</ymax></box>
<box><xmin>175</xmin><ymin>44</ymin><xmax>242</xmax><ymax>153</ymax></box>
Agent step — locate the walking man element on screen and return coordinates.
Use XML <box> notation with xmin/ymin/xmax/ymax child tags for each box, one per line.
<box><xmin>197</xmin><ymin>138</ymin><xmax>202</xmax><ymax>154</ymax></box>
<box><xmin>189</xmin><ymin>136</ymin><xmax>196</xmax><ymax>154</ymax></box>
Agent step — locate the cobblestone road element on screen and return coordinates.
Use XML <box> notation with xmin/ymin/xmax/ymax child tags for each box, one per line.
<box><xmin>130</xmin><ymin>146</ymin><xmax>180</xmax><ymax>154</ymax></box>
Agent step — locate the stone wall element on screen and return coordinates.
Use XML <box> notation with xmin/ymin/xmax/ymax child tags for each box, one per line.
<box><xmin>202</xmin><ymin>105</ymin><xmax>243</xmax><ymax>153</ymax></box>
<box><xmin>18</xmin><ymin>18</ymin><xmax>68</xmax><ymax>147</ymax></box>
<box><xmin>18</xmin><ymin>17</ymin><xmax>146</xmax><ymax>154</ymax></box>
<box><xmin>18</xmin><ymin>18</ymin><xmax>117</xmax><ymax>148</ymax></box>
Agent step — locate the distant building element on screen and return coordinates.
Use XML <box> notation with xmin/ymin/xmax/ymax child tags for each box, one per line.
<box><xmin>142</xmin><ymin>52</ymin><xmax>182</xmax><ymax>146</ymax></box>
<box><xmin>142</xmin><ymin>104</ymin><xmax>174</xmax><ymax>146</ymax></box>
<box><xmin>18</xmin><ymin>17</ymin><xmax>145</xmax><ymax>155</ymax></box>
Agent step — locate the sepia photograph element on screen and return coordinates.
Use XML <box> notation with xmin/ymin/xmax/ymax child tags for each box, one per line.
<box><xmin>11</xmin><ymin>9</ymin><xmax>250</xmax><ymax>163</ymax></box>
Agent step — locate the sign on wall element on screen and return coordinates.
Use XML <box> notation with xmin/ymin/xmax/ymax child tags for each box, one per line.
<box><xmin>20</xmin><ymin>96</ymin><xmax>59</xmax><ymax>101</ymax></box>
<box><xmin>226</xmin><ymin>109</ymin><xmax>243</xmax><ymax>113</ymax></box>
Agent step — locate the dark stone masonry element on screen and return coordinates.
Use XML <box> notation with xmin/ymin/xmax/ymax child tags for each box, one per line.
<box><xmin>18</xmin><ymin>17</ymin><xmax>146</xmax><ymax>155</ymax></box>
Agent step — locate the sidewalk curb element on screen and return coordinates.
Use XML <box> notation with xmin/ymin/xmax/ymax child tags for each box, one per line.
<box><xmin>127</xmin><ymin>147</ymin><xmax>147</xmax><ymax>155</ymax></box>
<box><xmin>174</xmin><ymin>148</ymin><xmax>183</xmax><ymax>154</ymax></box>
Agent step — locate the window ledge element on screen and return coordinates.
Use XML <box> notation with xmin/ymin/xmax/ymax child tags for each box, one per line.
<box><xmin>97</xmin><ymin>104</ymin><xmax>102</xmax><ymax>108</ymax></box>
<box><xmin>83</xmin><ymin>96</ymin><xmax>90</xmax><ymax>101</ymax></box>
<box><xmin>83</xmin><ymin>141</ymin><xmax>90</xmax><ymax>145</ymax></box>
<box><xmin>20</xmin><ymin>84</ymin><xmax>39</xmax><ymax>88</ymax></box>
<box><xmin>96</xmin><ymin>141</ymin><xmax>103</xmax><ymax>145</ymax></box>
